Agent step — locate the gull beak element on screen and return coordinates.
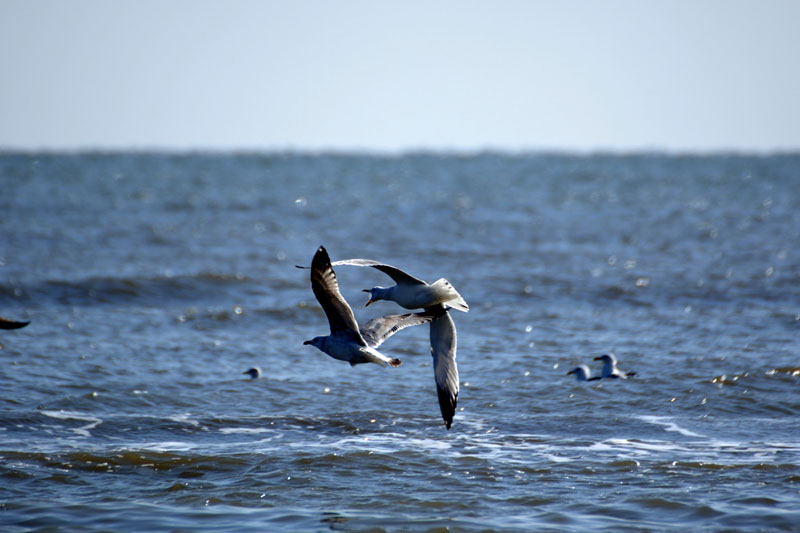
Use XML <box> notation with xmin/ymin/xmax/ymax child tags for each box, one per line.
<box><xmin>362</xmin><ymin>289</ymin><xmax>374</xmax><ymax>307</ymax></box>
<box><xmin>593</xmin><ymin>356</ymin><xmax>602</xmax><ymax>361</ymax></box>
<box><xmin>303</xmin><ymin>340</ymin><xmax>312</xmax><ymax>345</ymax></box>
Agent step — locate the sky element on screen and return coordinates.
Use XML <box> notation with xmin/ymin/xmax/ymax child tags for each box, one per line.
<box><xmin>1</xmin><ymin>0</ymin><xmax>799</xmax><ymax>153</ymax></box>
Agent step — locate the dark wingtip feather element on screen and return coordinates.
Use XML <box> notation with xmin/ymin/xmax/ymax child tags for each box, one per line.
<box><xmin>436</xmin><ymin>386</ymin><xmax>458</xmax><ymax>430</ymax></box>
<box><xmin>389</xmin><ymin>358</ymin><xmax>402</xmax><ymax>367</ymax></box>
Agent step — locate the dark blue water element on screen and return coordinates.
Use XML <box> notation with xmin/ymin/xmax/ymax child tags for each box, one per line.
<box><xmin>1</xmin><ymin>152</ymin><xmax>799</xmax><ymax>531</ymax></box>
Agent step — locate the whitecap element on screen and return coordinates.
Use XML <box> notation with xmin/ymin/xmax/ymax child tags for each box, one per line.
<box><xmin>40</xmin><ymin>410</ymin><xmax>102</xmax><ymax>437</ymax></box>
<box><xmin>219</xmin><ymin>427</ymin><xmax>275</xmax><ymax>435</ymax></box>
<box><xmin>637</xmin><ymin>415</ymin><xmax>705</xmax><ymax>438</ymax></box>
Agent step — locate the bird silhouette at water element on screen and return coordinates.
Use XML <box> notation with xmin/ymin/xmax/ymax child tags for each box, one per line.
<box><xmin>243</xmin><ymin>367</ymin><xmax>261</xmax><ymax>379</ymax></box>
<box><xmin>0</xmin><ymin>317</ymin><xmax>29</xmax><ymax>329</ymax></box>
<box><xmin>0</xmin><ymin>316</ymin><xmax>29</xmax><ymax>349</ymax></box>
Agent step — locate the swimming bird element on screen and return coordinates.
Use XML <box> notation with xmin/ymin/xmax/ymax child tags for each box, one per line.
<box><xmin>0</xmin><ymin>317</ymin><xmax>29</xmax><ymax>330</ymax></box>
<box><xmin>567</xmin><ymin>364</ymin><xmax>600</xmax><ymax>381</ymax></box>
<box><xmin>303</xmin><ymin>246</ymin><xmax>433</xmax><ymax>367</ymax></box>
<box><xmin>327</xmin><ymin>258</ymin><xmax>469</xmax><ymax>312</ymax></box>
<box><xmin>594</xmin><ymin>353</ymin><xmax>636</xmax><ymax>379</ymax></box>
<box><xmin>243</xmin><ymin>367</ymin><xmax>261</xmax><ymax>379</ymax></box>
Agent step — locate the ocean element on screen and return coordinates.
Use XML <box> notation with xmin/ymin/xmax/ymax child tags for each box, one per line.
<box><xmin>1</xmin><ymin>152</ymin><xmax>798</xmax><ymax>531</ymax></box>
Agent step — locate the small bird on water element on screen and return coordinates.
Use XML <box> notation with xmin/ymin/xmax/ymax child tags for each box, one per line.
<box><xmin>243</xmin><ymin>367</ymin><xmax>261</xmax><ymax>379</ymax></box>
<box><xmin>594</xmin><ymin>352</ymin><xmax>636</xmax><ymax>379</ymax></box>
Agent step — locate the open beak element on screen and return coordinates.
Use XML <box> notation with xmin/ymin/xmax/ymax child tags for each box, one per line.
<box><xmin>362</xmin><ymin>289</ymin><xmax>373</xmax><ymax>307</ymax></box>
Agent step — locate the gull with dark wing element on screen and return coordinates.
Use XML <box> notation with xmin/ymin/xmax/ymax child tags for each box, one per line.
<box><xmin>567</xmin><ymin>364</ymin><xmax>600</xmax><ymax>382</ymax></box>
<box><xmin>303</xmin><ymin>246</ymin><xmax>434</xmax><ymax>367</ymax></box>
<box><xmin>330</xmin><ymin>259</ymin><xmax>463</xmax><ymax>429</ymax></box>
<box><xmin>594</xmin><ymin>352</ymin><xmax>636</xmax><ymax>379</ymax></box>
<box><xmin>329</xmin><ymin>258</ymin><xmax>469</xmax><ymax>312</ymax></box>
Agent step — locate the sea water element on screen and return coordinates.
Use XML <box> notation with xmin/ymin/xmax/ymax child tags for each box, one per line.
<box><xmin>1</xmin><ymin>152</ymin><xmax>798</xmax><ymax>531</ymax></box>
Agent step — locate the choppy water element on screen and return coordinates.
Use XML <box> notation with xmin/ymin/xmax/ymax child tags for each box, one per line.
<box><xmin>1</xmin><ymin>152</ymin><xmax>799</xmax><ymax>531</ymax></box>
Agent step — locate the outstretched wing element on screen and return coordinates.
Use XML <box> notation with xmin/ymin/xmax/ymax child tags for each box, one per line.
<box><xmin>310</xmin><ymin>246</ymin><xmax>363</xmax><ymax>340</ymax></box>
<box><xmin>331</xmin><ymin>258</ymin><xmax>428</xmax><ymax>286</ymax></box>
<box><xmin>428</xmin><ymin>305</ymin><xmax>459</xmax><ymax>430</ymax></box>
<box><xmin>359</xmin><ymin>310</ymin><xmax>436</xmax><ymax>349</ymax></box>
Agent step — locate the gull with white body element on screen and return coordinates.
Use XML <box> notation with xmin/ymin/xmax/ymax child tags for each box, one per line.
<box><xmin>594</xmin><ymin>352</ymin><xmax>636</xmax><ymax>379</ymax></box>
<box><xmin>329</xmin><ymin>258</ymin><xmax>469</xmax><ymax>312</ymax></box>
<box><xmin>566</xmin><ymin>364</ymin><xmax>600</xmax><ymax>382</ymax></box>
<box><xmin>303</xmin><ymin>246</ymin><xmax>434</xmax><ymax>367</ymax></box>
<box><xmin>328</xmin><ymin>257</ymin><xmax>463</xmax><ymax>430</ymax></box>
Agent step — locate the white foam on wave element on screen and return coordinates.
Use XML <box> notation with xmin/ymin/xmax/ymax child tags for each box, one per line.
<box><xmin>166</xmin><ymin>414</ymin><xmax>202</xmax><ymax>427</ymax></box>
<box><xmin>139</xmin><ymin>441</ymin><xmax>197</xmax><ymax>452</ymax></box>
<box><xmin>590</xmin><ymin>438</ymin><xmax>690</xmax><ymax>455</ymax></box>
<box><xmin>40</xmin><ymin>410</ymin><xmax>103</xmax><ymax>437</ymax></box>
<box><xmin>638</xmin><ymin>415</ymin><xmax>705</xmax><ymax>438</ymax></box>
<box><xmin>219</xmin><ymin>427</ymin><xmax>275</xmax><ymax>435</ymax></box>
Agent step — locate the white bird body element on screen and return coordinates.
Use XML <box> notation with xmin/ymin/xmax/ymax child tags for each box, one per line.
<box><xmin>594</xmin><ymin>353</ymin><xmax>635</xmax><ymax>379</ymax></box>
<box><xmin>366</xmin><ymin>278</ymin><xmax>467</xmax><ymax>312</ymax></box>
<box><xmin>329</xmin><ymin>258</ymin><xmax>469</xmax><ymax>312</ymax></box>
<box><xmin>305</xmin><ymin>334</ymin><xmax>395</xmax><ymax>366</ymax></box>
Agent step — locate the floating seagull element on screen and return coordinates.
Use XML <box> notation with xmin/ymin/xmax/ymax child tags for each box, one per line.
<box><xmin>567</xmin><ymin>364</ymin><xmax>600</xmax><ymax>382</ymax></box>
<box><xmin>0</xmin><ymin>317</ymin><xmax>29</xmax><ymax>330</ymax></box>
<box><xmin>303</xmin><ymin>246</ymin><xmax>434</xmax><ymax>367</ymax></box>
<box><xmin>594</xmin><ymin>353</ymin><xmax>636</xmax><ymax>379</ymax></box>
<box><xmin>243</xmin><ymin>367</ymin><xmax>261</xmax><ymax>379</ymax></box>
<box><xmin>327</xmin><ymin>258</ymin><xmax>469</xmax><ymax>312</ymax></box>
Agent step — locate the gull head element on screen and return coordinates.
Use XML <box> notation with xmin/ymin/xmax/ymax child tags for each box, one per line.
<box><xmin>594</xmin><ymin>353</ymin><xmax>617</xmax><ymax>364</ymax></box>
<box><xmin>362</xmin><ymin>287</ymin><xmax>389</xmax><ymax>307</ymax></box>
<box><xmin>243</xmin><ymin>367</ymin><xmax>261</xmax><ymax>379</ymax></box>
<box><xmin>567</xmin><ymin>365</ymin><xmax>591</xmax><ymax>381</ymax></box>
<box><xmin>304</xmin><ymin>337</ymin><xmax>325</xmax><ymax>350</ymax></box>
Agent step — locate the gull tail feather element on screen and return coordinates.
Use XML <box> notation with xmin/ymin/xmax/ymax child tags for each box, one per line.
<box><xmin>430</xmin><ymin>278</ymin><xmax>469</xmax><ymax>312</ymax></box>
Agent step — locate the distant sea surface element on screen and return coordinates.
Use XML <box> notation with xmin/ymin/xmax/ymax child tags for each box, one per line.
<box><xmin>1</xmin><ymin>152</ymin><xmax>799</xmax><ymax>531</ymax></box>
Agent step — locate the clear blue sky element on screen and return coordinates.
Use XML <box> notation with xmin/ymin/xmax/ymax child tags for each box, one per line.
<box><xmin>1</xmin><ymin>0</ymin><xmax>799</xmax><ymax>152</ymax></box>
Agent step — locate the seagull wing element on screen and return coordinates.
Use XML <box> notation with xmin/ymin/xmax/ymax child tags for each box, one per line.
<box><xmin>310</xmin><ymin>246</ymin><xmax>363</xmax><ymax>341</ymax></box>
<box><xmin>332</xmin><ymin>258</ymin><xmax>428</xmax><ymax>286</ymax></box>
<box><xmin>359</xmin><ymin>311</ymin><xmax>436</xmax><ymax>349</ymax></box>
<box><xmin>427</xmin><ymin>305</ymin><xmax>459</xmax><ymax>430</ymax></box>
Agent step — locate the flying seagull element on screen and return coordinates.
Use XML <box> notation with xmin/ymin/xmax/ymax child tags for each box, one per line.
<box><xmin>567</xmin><ymin>364</ymin><xmax>600</xmax><ymax>382</ymax></box>
<box><xmin>324</xmin><ymin>258</ymin><xmax>462</xmax><ymax>429</ymax></box>
<box><xmin>303</xmin><ymin>246</ymin><xmax>434</xmax><ymax>367</ymax></box>
<box><xmin>327</xmin><ymin>258</ymin><xmax>469</xmax><ymax>312</ymax></box>
<box><xmin>594</xmin><ymin>353</ymin><xmax>636</xmax><ymax>379</ymax></box>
